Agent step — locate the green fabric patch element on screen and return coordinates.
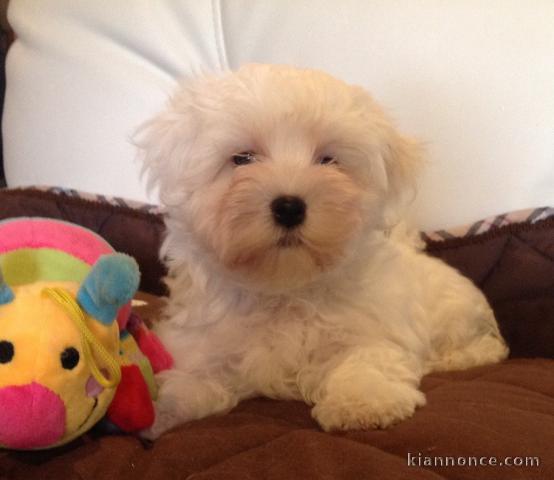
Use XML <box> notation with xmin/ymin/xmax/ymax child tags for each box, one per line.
<box><xmin>0</xmin><ymin>249</ymin><xmax>90</xmax><ymax>286</ymax></box>
<box><xmin>120</xmin><ymin>334</ymin><xmax>158</xmax><ymax>399</ymax></box>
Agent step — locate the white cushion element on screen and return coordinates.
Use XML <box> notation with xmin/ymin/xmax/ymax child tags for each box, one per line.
<box><xmin>4</xmin><ymin>0</ymin><xmax>554</xmax><ymax>230</ymax></box>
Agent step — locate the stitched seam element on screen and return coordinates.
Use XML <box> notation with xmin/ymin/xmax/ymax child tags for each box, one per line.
<box><xmin>425</xmin><ymin>377</ymin><xmax>554</xmax><ymax>403</ymax></box>
<box><xmin>477</xmin><ymin>236</ymin><xmax>512</xmax><ymax>289</ymax></box>
<box><xmin>512</xmin><ymin>232</ymin><xmax>554</xmax><ymax>262</ymax></box>
<box><xmin>186</xmin><ymin>429</ymin><xmax>448</xmax><ymax>480</ymax></box>
<box><xmin>183</xmin><ymin>429</ymin><xmax>296</xmax><ymax>480</ymax></box>
<box><xmin>494</xmin><ymin>293</ymin><xmax>554</xmax><ymax>305</ymax></box>
<box><xmin>309</xmin><ymin>432</ymin><xmax>449</xmax><ymax>480</ymax></box>
<box><xmin>211</xmin><ymin>0</ymin><xmax>229</xmax><ymax>71</ymax></box>
<box><xmin>0</xmin><ymin>187</ymin><xmax>165</xmax><ymax>224</ymax></box>
<box><xmin>425</xmin><ymin>216</ymin><xmax>554</xmax><ymax>252</ymax></box>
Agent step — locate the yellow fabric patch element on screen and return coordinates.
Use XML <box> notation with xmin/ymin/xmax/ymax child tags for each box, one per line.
<box><xmin>0</xmin><ymin>282</ymin><xmax>120</xmax><ymax>446</ymax></box>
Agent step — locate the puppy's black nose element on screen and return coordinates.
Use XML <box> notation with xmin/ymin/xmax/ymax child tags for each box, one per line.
<box><xmin>271</xmin><ymin>195</ymin><xmax>306</xmax><ymax>229</ymax></box>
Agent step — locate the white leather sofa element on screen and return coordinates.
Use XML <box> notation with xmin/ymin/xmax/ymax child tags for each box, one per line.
<box><xmin>4</xmin><ymin>1</ymin><xmax>554</xmax><ymax>230</ymax></box>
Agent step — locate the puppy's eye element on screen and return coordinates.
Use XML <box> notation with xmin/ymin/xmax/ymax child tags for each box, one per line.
<box><xmin>319</xmin><ymin>155</ymin><xmax>336</xmax><ymax>165</ymax></box>
<box><xmin>231</xmin><ymin>152</ymin><xmax>256</xmax><ymax>166</ymax></box>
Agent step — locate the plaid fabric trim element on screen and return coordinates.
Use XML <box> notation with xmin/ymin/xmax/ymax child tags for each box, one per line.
<box><xmin>21</xmin><ymin>186</ymin><xmax>554</xmax><ymax>242</ymax></box>
<box><xmin>421</xmin><ymin>207</ymin><xmax>554</xmax><ymax>243</ymax></box>
<box><xmin>38</xmin><ymin>186</ymin><xmax>164</xmax><ymax>215</ymax></box>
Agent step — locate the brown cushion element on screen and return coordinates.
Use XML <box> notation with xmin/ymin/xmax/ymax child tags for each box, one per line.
<box><xmin>426</xmin><ymin>218</ymin><xmax>554</xmax><ymax>358</ymax></box>
<box><xmin>1</xmin><ymin>187</ymin><xmax>553</xmax><ymax>479</ymax></box>
<box><xmin>2</xmin><ymin>359</ymin><xmax>553</xmax><ymax>480</ymax></box>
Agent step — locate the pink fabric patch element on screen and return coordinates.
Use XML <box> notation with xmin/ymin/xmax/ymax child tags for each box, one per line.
<box><xmin>117</xmin><ymin>302</ymin><xmax>132</xmax><ymax>330</ymax></box>
<box><xmin>86</xmin><ymin>375</ymin><xmax>105</xmax><ymax>398</ymax></box>
<box><xmin>131</xmin><ymin>321</ymin><xmax>174</xmax><ymax>373</ymax></box>
<box><xmin>0</xmin><ymin>218</ymin><xmax>133</xmax><ymax>326</ymax></box>
<box><xmin>0</xmin><ymin>218</ymin><xmax>113</xmax><ymax>265</ymax></box>
<box><xmin>0</xmin><ymin>382</ymin><xmax>66</xmax><ymax>449</ymax></box>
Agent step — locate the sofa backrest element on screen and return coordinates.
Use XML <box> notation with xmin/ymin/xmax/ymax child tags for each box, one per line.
<box><xmin>4</xmin><ymin>1</ymin><xmax>554</xmax><ymax>229</ymax></box>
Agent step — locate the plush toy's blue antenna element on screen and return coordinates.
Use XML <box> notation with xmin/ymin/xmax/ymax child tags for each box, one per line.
<box><xmin>0</xmin><ymin>267</ymin><xmax>14</xmax><ymax>305</ymax></box>
<box><xmin>77</xmin><ymin>254</ymin><xmax>140</xmax><ymax>325</ymax></box>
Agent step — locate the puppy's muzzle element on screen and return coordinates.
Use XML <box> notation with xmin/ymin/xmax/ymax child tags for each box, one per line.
<box><xmin>271</xmin><ymin>195</ymin><xmax>306</xmax><ymax>229</ymax></box>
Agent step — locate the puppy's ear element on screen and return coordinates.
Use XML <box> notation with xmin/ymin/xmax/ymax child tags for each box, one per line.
<box><xmin>351</xmin><ymin>86</ymin><xmax>424</xmax><ymax>225</ymax></box>
<box><xmin>134</xmin><ymin>88</ymin><xmax>197</xmax><ymax>207</ymax></box>
<box><xmin>379</xmin><ymin>131</ymin><xmax>425</xmax><ymax>226</ymax></box>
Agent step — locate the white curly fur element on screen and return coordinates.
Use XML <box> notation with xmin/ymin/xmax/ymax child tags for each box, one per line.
<box><xmin>137</xmin><ymin>64</ymin><xmax>508</xmax><ymax>438</ymax></box>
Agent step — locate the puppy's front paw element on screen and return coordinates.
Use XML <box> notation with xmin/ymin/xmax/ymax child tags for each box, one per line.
<box><xmin>139</xmin><ymin>396</ymin><xmax>183</xmax><ymax>441</ymax></box>
<box><xmin>312</xmin><ymin>383</ymin><xmax>426</xmax><ymax>432</ymax></box>
<box><xmin>140</xmin><ymin>372</ymin><xmax>196</xmax><ymax>440</ymax></box>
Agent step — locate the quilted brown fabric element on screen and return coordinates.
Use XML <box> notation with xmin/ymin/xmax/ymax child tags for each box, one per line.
<box><xmin>0</xmin><ymin>188</ymin><xmax>553</xmax><ymax>480</ymax></box>
<box><xmin>1</xmin><ymin>359</ymin><xmax>553</xmax><ymax>480</ymax></box>
<box><xmin>426</xmin><ymin>218</ymin><xmax>554</xmax><ymax>358</ymax></box>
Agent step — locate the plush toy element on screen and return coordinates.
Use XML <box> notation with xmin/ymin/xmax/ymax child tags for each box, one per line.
<box><xmin>0</xmin><ymin>218</ymin><xmax>172</xmax><ymax>449</ymax></box>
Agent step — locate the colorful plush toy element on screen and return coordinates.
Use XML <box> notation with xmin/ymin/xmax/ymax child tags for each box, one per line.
<box><xmin>0</xmin><ymin>218</ymin><xmax>172</xmax><ymax>449</ymax></box>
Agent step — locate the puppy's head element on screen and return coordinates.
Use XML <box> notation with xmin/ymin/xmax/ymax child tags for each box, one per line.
<box><xmin>139</xmin><ymin>64</ymin><xmax>422</xmax><ymax>292</ymax></box>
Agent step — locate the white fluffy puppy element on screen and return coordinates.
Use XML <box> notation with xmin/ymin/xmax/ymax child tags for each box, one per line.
<box><xmin>139</xmin><ymin>64</ymin><xmax>508</xmax><ymax>438</ymax></box>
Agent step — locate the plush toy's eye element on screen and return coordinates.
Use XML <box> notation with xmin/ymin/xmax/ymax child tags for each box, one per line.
<box><xmin>0</xmin><ymin>340</ymin><xmax>14</xmax><ymax>364</ymax></box>
<box><xmin>231</xmin><ymin>152</ymin><xmax>256</xmax><ymax>166</ymax></box>
<box><xmin>61</xmin><ymin>347</ymin><xmax>80</xmax><ymax>370</ymax></box>
<box><xmin>319</xmin><ymin>155</ymin><xmax>337</xmax><ymax>165</ymax></box>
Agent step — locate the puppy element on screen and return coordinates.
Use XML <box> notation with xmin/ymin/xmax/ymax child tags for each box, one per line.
<box><xmin>138</xmin><ymin>64</ymin><xmax>508</xmax><ymax>438</ymax></box>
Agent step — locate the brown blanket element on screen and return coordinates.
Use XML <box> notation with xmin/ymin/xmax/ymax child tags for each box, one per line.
<box><xmin>1</xmin><ymin>188</ymin><xmax>553</xmax><ymax>480</ymax></box>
